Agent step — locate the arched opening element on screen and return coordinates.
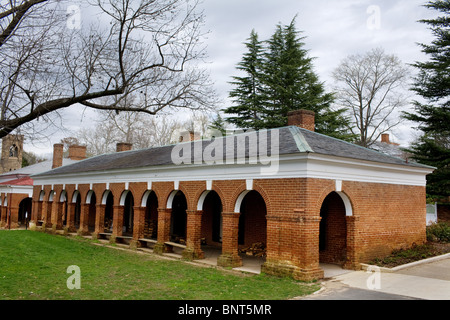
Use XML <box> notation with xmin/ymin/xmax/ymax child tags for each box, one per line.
<box><xmin>9</xmin><ymin>145</ymin><xmax>18</xmax><ymax>157</ymax></box>
<box><xmin>238</xmin><ymin>190</ymin><xmax>267</xmax><ymax>257</ymax></box>
<box><xmin>122</xmin><ymin>191</ymin><xmax>134</xmax><ymax>236</ymax></box>
<box><xmin>74</xmin><ymin>192</ymin><xmax>81</xmax><ymax>230</ymax></box>
<box><xmin>60</xmin><ymin>191</ymin><xmax>68</xmax><ymax>228</ymax></box>
<box><xmin>170</xmin><ymin>191</ymin><xmax>187</xmax><ymax>243</ymax></box>
<box><xmin>143</xmin><ymin>191</ymin><xmax>158</xmax><ymax>240</ymax></box>
<box><xmin>87</xmin><ymin>191</ymin><xmax>97</xmax><ymax>233</ymax></box>
<box><xmin>18</xmin><ymin>198</ymin><xmax>32</xmax><ymax>227</ymax></box>
<box><xmin>200</xmin><ymin>191</ymin><xmax>222</xmax><ymax>246</ymax></box>
<box><xmin>47</xmin><ymin>191</ymin><xmax>55</xmax><ymax>225</ymax></box>
<box><xmin>319</xmin><ymin>192</ymin><xmax>348</xmax><ymax>266</ymax></box>
<box><xmin>103</xmin><ymin>191</ymin><xmax>114</xmax><ymax>233</ymax></box>
<box><xmin>37</xmin><ymin>190</ymin><xmax>45</xmax><ymax>221</ymax></box>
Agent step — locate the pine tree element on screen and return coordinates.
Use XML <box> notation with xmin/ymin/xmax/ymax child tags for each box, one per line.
<box><xmin>404</xmin><ymin>0</ymin><xmax>450</xmax><ymax>198</ymax></box>
<box><xmin>225</xmin><ymin>30</ymin><xmax>266</xmax><ymax>130</ymax></box>
<box><xmin>225</xmin><ymin>18</ymin><xmax>353</xmax><ymax>141</ymax></box>
<box><xmin>208</xmin><ymin>112</ymin><xmax>228</xmax><ymax>136</ymax></box>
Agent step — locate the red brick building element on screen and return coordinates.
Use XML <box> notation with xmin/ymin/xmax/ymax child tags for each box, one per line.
<box><xmin>0</xmin><ymin>144</ymin><xmax>86</xmax><ymax>229</ymax></box>
<box><xmin>29</xmin><ymin>110</ymin><xmax>434</xmax><ymax>281</ymax></box>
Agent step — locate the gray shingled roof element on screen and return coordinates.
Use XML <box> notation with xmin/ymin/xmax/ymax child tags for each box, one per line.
<box><xmin>32</xmin><ymin>126</ymin><xmax>431</xmax><ymax>178</ymax></box>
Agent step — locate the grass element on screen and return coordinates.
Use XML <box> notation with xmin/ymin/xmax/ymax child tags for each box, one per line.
<box><xmin>0</xmin><ymin>230</ymin><xmax>319</xmax><ymax>300</ymax></box>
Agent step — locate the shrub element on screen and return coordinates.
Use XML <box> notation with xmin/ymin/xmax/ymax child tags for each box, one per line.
<box><xmin>426</xmin><ymin>222</ymin><xmax>450</xmax><ymax>243</ymax></box>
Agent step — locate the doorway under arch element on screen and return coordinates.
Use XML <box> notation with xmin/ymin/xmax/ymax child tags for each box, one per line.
<box><xmin>86</xmin><ymin>191</ymin><xmax>97</xmax><ymax>233</ymax></box>
<box><xmin>170</xmin><ymin>191</ymin><xmax>187</xmax><ymax>243</ymax></box>
<box><xmin>18</xmin><ymin>197</ymin><xmax>32</xmax><ymax>227</ymax></box>
<box><xmin>103</xmin><ymin>191</ymin><xmax>114</xmax><ymax>233</ymax></box>
<box><xmin>122</xmin><ymin>191</ymin><xmax>134</xmax><ymax>236</ymax></box>
<box><xmin>200</xmin><ymin>191</ymin><xmax>223</xmax><ymax>246</ymax></box>
<box><xmin>238</xmin><ymin>190</ymin><xmax>267</xmax><ymax>254</ymax></box>
<box><xmin>143</xmin><ymin>191</ymin><xmax>158</xmax><ymax>240</ymax></box>
<box><xmin>319</xmin><ymin>192</ymin><xmax>348</xmax><ymax>266</ymax></box>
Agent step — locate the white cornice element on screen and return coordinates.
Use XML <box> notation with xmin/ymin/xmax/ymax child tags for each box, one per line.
<box><xmin>31</xmin><ymin>153</ymin><xmax>433</xmax><ymax>188</ymax></box>
<box><xmin>0</xmin><ymin>185</ymin><xmax>33</xmax><ymax>197</ymax></box>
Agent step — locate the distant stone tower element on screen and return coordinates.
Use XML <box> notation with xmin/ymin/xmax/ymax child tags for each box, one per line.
<box><xmin>1</xmin><ymin>134</ymin><xmax>24</xmax><ymax>173</ymax></box>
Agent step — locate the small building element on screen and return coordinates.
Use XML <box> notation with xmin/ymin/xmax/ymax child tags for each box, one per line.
<box><xmin>29</xmin><ymin>110</ymin><xmax>434</xmax><ymax>280</ymax></box>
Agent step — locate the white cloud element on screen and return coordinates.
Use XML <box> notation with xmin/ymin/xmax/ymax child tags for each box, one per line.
<box><xmin>24</xmin><ymin>0</ymin><xmax>438</xmax><ymax>154</ymax></box>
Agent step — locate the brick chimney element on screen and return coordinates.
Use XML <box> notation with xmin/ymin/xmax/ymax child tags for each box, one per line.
<box><xmin>179</xmin><ymin>131</ymin><xmax>200</xmax><ymax>143</ymax></box>
<box><xmin>381</xmin><ymin>133</ymin><xmax>400</xmax><ymax>146</ymax></box>
<box><xmin>288</xmin><ymin>109</ymin><xmax>315</xmax><ymax>132</ymax></box>
<box><xmin>52</xmin><ymin>144</ymin><xmax>64</xmax><ymax>169</ymax></box>
<box><xmin>381</xmin><ymin>133</ymin><xmax>390</xmax><ymax>144</ymax></box>
<box><xmin>116</xmin><ymin>142</ymin><xmax>133</xmax><ymax>152</ymax></box>
<box><xmin>68</xmin><ymin>145</ymin><xmax>87</xmax><ymax>160</ymax></box>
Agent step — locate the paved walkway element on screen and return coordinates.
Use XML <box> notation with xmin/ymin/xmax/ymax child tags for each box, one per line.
<box><xmin>304</xmin><ymin>256</ymin><xmax>450</xmax><ymax>300</ymax></box>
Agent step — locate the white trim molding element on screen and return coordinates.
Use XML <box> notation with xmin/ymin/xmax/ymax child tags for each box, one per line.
<box><xmin>32</xmin><ymin>153</ymin><xmax>434</xmax><ymax>190</ymax></box>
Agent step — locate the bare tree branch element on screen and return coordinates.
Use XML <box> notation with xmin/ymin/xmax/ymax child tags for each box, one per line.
<box><xmin>0</xmin><ymin>0</ymin><xmax>216</xmax><ymax>140</ymax></box>
<box><xmin>332</xmin><ymin>48</ymin><xmax>410</xmax><ymax>147</ymax></box>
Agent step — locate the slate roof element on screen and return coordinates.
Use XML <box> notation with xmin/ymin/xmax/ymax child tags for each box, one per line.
<box><xmin>32</xmin><ymin>126</ymin><xmax>432</xmax><ymax>178</ymax></box>
<box><xmin>0</xmin><ymin>158</ymin><xmax>78</xmax><ymax>180</ymax></box>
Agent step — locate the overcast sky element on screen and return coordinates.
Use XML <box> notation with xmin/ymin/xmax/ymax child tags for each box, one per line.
<box><xmin>25</xmin><ymin>0</ymin><xmax>438</xmax><ymax>156</ymax></box>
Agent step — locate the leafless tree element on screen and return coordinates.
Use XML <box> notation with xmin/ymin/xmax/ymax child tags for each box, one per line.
<box><xmin>332</xmin><ymin>48</ymin><xmax>410</xmax><ymax>147</ymax></box>
<box><xmin>0</xmin><ymin>0</ymin><xmax>216</xmax><ymax>140</ymax></box>
<box><xmin>76</xmin><ymin>109</ymin><xmax>211</xmax><ymax>156</ymax></box>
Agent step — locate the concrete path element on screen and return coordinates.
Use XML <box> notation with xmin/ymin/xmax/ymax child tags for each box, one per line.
<box><xmin>304</xmin><ymin>257</ymin><xmax>450</xmax><ymax>300</ymax></box>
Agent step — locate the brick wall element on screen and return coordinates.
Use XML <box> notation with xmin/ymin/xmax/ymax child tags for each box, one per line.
<box><xmin>30</xmin><ymin>176</ymin><xmax>427</xmax><ymax>281</ymax></box>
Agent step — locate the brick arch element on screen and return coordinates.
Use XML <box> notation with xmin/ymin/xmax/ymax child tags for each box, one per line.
<box><xmin>178</xmin><ymin>184</ymin><xmax>192</xmax><ymax>210</ymax></box>
<box><xmin>101</xmin><ymin>189</ymin><xmax>113</xmax><ymax>205</ymax></box>
<box><xmin>151</xmin><ymin>188</ymin><xmax>166</xmax><ymax>209</ymax></box>
<box><xmin>64</xmin><ymin>185</ymin><xmax>75</xmax><ymax>203</ymax></box>
<box><xmin>140</xmin><ymin>190</ymin><xmax>159</xmax><ymax>207</ymax></box>
<box><xmin>47</xmin><ymin>190</ymin><xmax>56</xmax><ymax>202</ymax></box>
<box><xmin>86</xmin><ymin>190</ymin><xmax>97</xmax><ymax>204</ymax></box>
<box><xmin>166</xmin><ymin>189</ymin><xmax>186</xmax><ymax>209</ymax></box>
<box><xmin>52</xmin><ymin>185</ymin><xmax>64</xmax><ymax>202</ymax></box>
<box><xmin>119</xmin><ymin>189</ymin><xmax>135</xmax><ymax>206</ymax></box>
<box><xmin>128</xmin><ymin>183</ymin><xmax>147</xmax><ymax>207</ymax></box>
<box><xmin>340</xmin><ymin>187</ymin><xmax>359</xmax><ymax>216</ymax></box>
<box><xmin>230</xmin><ymin>181</ymin><xmax>271</xmax><ymax>214</ymax></box>
<box><xmin>59</xmin><ymin>190</ymin><xmax>68</xmax><ymax>202</ymax></box>
<box><xmin>77</xmin><ymin>185</ymin><xmax>91</xmax><ymax>205</ymax></box>
<box><xmin>151</xmin><ymin>182</ymin><xmax>176</xmax><ymax>210</ymax></box>
<box><xmin>71</xmin><ymin>190</ymin><xmax>80</xmax><ymax>203</ymax></box>
<box><xmin>227</xmin><ymin>181</ymin><xmax>248</xmax><ymax>213</ymax></box>
<box><xmin>38</xmin><ymin>190</ymin><xmax>45</xmax><ymax>201</ymax></box>
<box><xmin>211</xmin><ymin>184</ymin><xmax>227</xmax><ymax>211</ymax></box>
<box><xmin>196</xmin><ymin>189</ymin><xmax>225</xmax><ymax>211</ymax></box>
<box><xmin>252</xmin><ymin>182</ymin><xmax>272</xmax><ymax>215</ymax></box>
<box><xmin>315</xmin><ymin>183</ymin><xmax>356</xmax><ymax>218</ymax></box>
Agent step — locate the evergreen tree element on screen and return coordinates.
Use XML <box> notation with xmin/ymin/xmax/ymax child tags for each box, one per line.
<box><xmin>404</xmin><ymin>0</ymin><xmax>450</xmax><ymax>198</ymax></box>
<box><xmin>225</xmin><ymin>30</ymin><xmax>266</xmax><ymax>130</ymax></box>
<box><xmin>225</xmin><ymin>18</ymin><xmax>353</xmax><ymax>141</ymax></box>
<box><xmin>208</xmin><ymin>112</ymin><xmax>228</xmax><ymax>136</ymax></box>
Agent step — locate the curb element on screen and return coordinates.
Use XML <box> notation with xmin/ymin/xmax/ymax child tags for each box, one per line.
<box><xmin>360</xmin><ymin>252</ymin><xmax>450</xmax><ymax>273</ymax></box>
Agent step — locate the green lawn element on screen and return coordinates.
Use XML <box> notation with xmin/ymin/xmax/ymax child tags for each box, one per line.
<box><xmin>0</xmin><ymin>230</ymin><xmax>319</xmax><ymax>300</ymax></box>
